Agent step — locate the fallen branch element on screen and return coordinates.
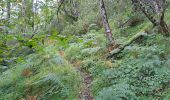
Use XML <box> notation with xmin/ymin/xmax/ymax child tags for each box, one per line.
<box><xmin>118</xmin><ymin>16</ymin><xmax>144</xmax><ymax>28</ymax></box>
<box><xmin>107</xmin><ymin>32</ymin><xmax>148</xmax><ymax>58</ymax></box>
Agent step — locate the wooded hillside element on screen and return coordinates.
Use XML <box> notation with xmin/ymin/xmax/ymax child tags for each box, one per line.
<box><xmin>0</xmin><ymin>0</ymin><xmax>170</xmax><ymax>100</ymax></box>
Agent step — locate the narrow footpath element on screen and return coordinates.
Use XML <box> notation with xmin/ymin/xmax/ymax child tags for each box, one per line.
<box><xmin>76</xmin><ymin>67</ymin><xmax>93</xmax><ymax>100</ymax></box>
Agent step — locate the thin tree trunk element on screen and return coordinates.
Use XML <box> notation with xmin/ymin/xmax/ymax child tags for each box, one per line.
<box><xmin>22</xmin><ymin>0</ymin><xmax>26</xmax><ymax>17</ymax></box>
<box><xmin>32</xmin><ymin>0</ymin><xmax>35</xmax><ymax>33</ymax></box>
<box><xmin>99</xmin><ymin>0</ymin><xmax>114</xmax><ymax>43</ymax></box>
<box><xmin>0</xmin><ymin>9</ymin><xmax>4</xmax><ymax>20</ymax></box>
<box><xmin>134</xmin><ymin>0</ymin><xmax>169</xmax><ymax>36</ymax></box>
<box><xmin>6</xmin><ymin>0</ymin><xmax>11</xmax><ymax>34</ymax></box>
<box><xmin>22</xmin><ymin>0</ymin><xmax>26</xmax><ymax>33</ymax></box>
<box><xmin>137</xmin><ymin>0</ymin><xmax>157</xmax><ymax>26</ymax></box>
<box><xmin>159</xmin><ymin>17</ymin><xmax>170</xmax><ymax>36</ymax></box>
<box><xmin>159</xmin><ymin>0</ymin><xmax>170</xmax><ymax>36</ymax></box>
<box><xmin>7</xmin><ymin>0</ymin><xmax>11</xmax><ymax>21</ymax></box>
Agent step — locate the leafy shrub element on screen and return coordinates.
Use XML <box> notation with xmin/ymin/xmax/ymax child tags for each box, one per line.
<box><xmin>64</xmin><ymin>45</ymin><xmax>82</xmax><ymax>62</ymax></box>
<box><xmin>81</xmin><ymin>57</ymin><xmax>108</xmax><ymax>77</ymax></box>
<box><xmin>64</xmin><ymin>32</ymin><xmax>106</xmax><ymax>62</ymax></box>
<box><xmin>95</xmin><ymin>83</ymin><xmax>137</xmax><ymax>100</ymax></box>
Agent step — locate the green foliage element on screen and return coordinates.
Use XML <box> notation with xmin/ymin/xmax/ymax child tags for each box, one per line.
<box><xmin>64</xmin><ymin>31</ymin><xmax>106</xmax><ymax>62</ymax></box>
<box><xmin>90</xmin><ymin>34</ymin><xmax>170</xmax><ymax>99</ymax></box>
<box><xmin>0</xmin><ymin>45</ymin><xmax>82</xmax><ymax>100</ymax></box>
<box><xmin>81</xmin><ymin>57</ymin><xmax>108</xmax><ymax>77</ymax></box>
<box><xmin>1</xmin><ymin>0</ymin><xmax>170</xmax><ymax>99</ymax></box>
<box><xmin>64</xmin><ymin>45</ymin><xmax>82</xmax><ymax>62</ymax></box>
<box><xmin>63</xmin><ymin>18</ymin><xmax>170</xmax><ymax>99</ymax></box>
<box><xmin>95</xmin><ymin>83</ymin><xmax>137</xmax><ymax>100</ymax></box>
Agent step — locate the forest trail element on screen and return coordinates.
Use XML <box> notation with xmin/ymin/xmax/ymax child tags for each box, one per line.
<box><xmin>76</xmin><ymin>67</ymin><xmax>93</xmax><ymax>100</ymax></box>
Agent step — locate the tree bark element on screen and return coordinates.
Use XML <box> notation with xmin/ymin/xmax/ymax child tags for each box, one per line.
<box><xmin>134</xmin><ymin>0</ymin><xmax>170</xmax><ymax>36</ymax></box>
<box><xmin>159</xmin><ymin>18</ymin><xmax>170</xmax><ymax>36</ymax></box>
<box><xmin>21</xmin><ymin>0</ymin><xmax>26</xmax><ymax>33</ymax></box>
<box><xmin>22</xmin><ymin>0</ymin><xmax>26</xmax><ymax>17</ymax></box>
<box><xmin>32</xmin><ymin>0</ymin><xmax>34</xmax><ymax>32</ymax></box>
<box><xmin>159</xmin><ymin>0</ymin><xmax>170</xmax><ymax>36</ymax></box>
<box><xmin>99</xmin><ymin>0</ymin><xmax>114</xmax><ymax>43</ymax></box>
<box><xmin>7</xmin><ymin>0</ymin><xmax>11</xmax><ymax>21</ymax></box>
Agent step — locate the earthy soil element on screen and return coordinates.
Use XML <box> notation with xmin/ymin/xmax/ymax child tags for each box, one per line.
<box><xmin>77</xmin><ymin>68</ymin><xmax>93</xmax><ymax>100</ymax></box>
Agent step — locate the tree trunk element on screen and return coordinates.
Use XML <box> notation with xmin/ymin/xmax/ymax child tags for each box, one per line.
<box><xmin>159</xmin><ymin>20</ymin><xmax>170</xmax><ymax>36</ymax></box>
<box><xmin>134</xmin><ymin>0</ymin><xmax>170</xmax><ymax>36</ymax></box>
<box><xmin>7</xmin><ymin>0</ymin><xmax>11</xmax><ymax>21</ymax></box>
<box><xmin>6</xmin><ymin>0</ymin><xmax>11</xmax><ymax>34</ymax></box>
<box><xmin>22</xmin><ymin>0</ymin><xmax>26</xmax><ymax>17</ymax></box>
<box><xmin>159</xmin><ymin>0</ymin><xmax>170</xmax><ymax>36</ymax></box>
<box><xmin>99</xmin><ymin>0</ymin><xmax>114</xmax><ymax>43</ymax></box>
<box><xmin>22</xmin><ymin>0</ymin><xmax>26</xmax><ymax>33</ymax></box>
<box><xmin>32</xmin><ymin>0</ymin><xmax>35</xmax><ymax>33</ymax></box>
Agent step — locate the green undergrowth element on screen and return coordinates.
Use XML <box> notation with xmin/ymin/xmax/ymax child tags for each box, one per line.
<box><xmin>64</xmin><ymin>20</ymin><xmax>170</xmax><ymax>99</ymax></box>
<box><xmin>0</xmin><ymin>45</ymin><xmax>82</xmax><ymax>100</ymax></box>
<box><xmin>1</xmin><ymin>6</ymin><xmax>170</xmax><ymax>99</ymax></box>
<box><xmin>1</xmin><ymin>0</ymin><xmax>170</xmax><ymax>100</ymax></box>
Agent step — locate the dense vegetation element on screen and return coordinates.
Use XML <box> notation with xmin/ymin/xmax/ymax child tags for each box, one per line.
<box><xmin>0</xmin><ymin>0</ymin><xmax>170</xmax><ymax>100</ymax></box>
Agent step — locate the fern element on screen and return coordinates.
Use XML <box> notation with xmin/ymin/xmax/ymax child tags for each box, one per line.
<box><xmin>0</xmin><ymin>45</ymin><xmax>82</xmax><ymax>100</ymax></box>
<box><xmin>95</xmin><ymin>82</ymin><xmax>137</xmax><ymax>100</ymax></box>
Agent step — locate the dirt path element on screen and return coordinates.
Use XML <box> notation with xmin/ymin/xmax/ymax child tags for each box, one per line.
<box><xmin>76</xmin><ymin>67</ymin><xmax>93</xmax><ymax>100</ymax></box>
